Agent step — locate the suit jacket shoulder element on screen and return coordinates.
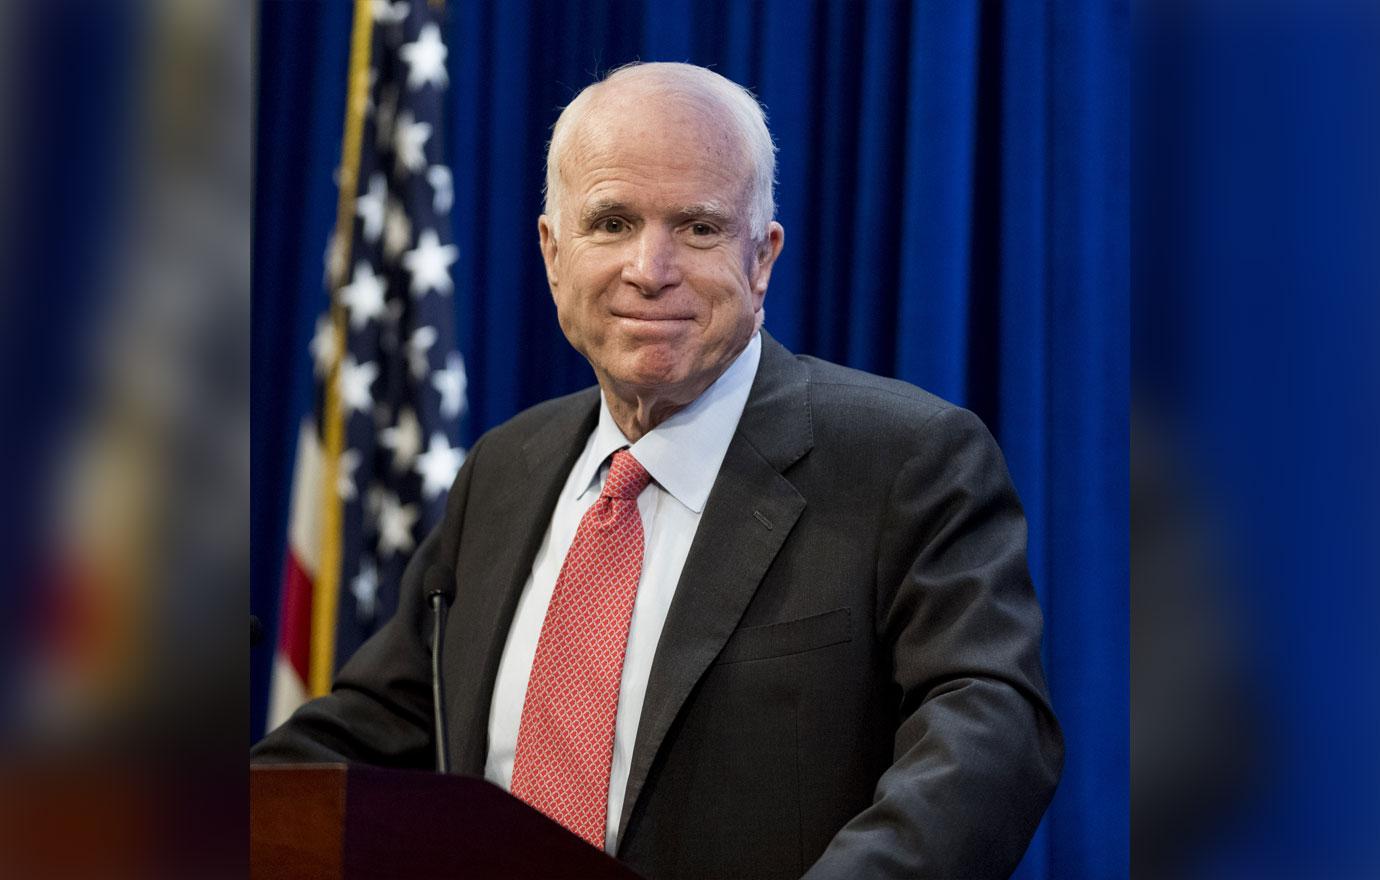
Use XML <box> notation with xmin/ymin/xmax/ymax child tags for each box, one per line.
<box><xmin>796</xmin><ymin>353</ymin><xmax>992</xmax><ymax>456</ymax></box>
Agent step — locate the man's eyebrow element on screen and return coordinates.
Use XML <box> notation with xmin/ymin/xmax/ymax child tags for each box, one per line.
<box><xmin>577</xmin><ymin>199</ymin><xmax>737</xmax><ymax>227</ymax></box>
<box><xmin>578</xmin><ymin>199</ymin><xmax>629</xmax><ymax>224</ymax></box>
<box><xmin>672</xmin><ymin>203</ymin><xmax>736</xmax><ymax>226</ymax></box>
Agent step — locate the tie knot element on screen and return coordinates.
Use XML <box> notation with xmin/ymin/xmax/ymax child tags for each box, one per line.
<box><xmin>602</xmin><ymin>449</ymin><xmax>651</xmax><ymax>500</ymax></box>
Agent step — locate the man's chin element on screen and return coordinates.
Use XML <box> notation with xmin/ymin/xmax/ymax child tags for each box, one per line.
<box><xmin>611</xmin><ymin>366</ymin><xmax>692</xmax><ymax>396</ymax></box>
<box><xmin>601</xmin><ymin>341</ymin><xmax>745</xmax><ymax>401</ymax></box>
<box><xmin>599</xmin><ymin>355</ymin><xmax>702</xmax><ymax>401</ymax></box>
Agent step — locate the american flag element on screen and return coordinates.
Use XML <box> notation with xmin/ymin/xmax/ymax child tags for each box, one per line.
<box><xmin>269</xmin><ymin>0</ymin><xmax>465</xmax><ymax>727</ymax></box>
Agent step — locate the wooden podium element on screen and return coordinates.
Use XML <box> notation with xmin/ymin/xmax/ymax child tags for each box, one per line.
<box><xmin>251</xmin><ymin>765</ymin><xmax>642</xmax><ymax>879</ymax></box>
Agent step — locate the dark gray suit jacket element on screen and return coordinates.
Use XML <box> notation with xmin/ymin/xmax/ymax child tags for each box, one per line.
<box><xmin>254</xmin><ymin>334</ymin><xmax>1063</xmax><ymax>879</ymax></box>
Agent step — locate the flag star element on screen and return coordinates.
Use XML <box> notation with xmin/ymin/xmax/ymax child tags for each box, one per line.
<box><xmin>356</xmin><ymin>173</ymin><xmax>387</xmax><ymax>242</ymax></box>
<box><xmin>339</xmin><ymin>355</ymin><xmax>379</xmax><ymax>414</ymax></box>
<box><xmin>400</xmin><ymin>23</ymin><xmax>448</xmax><ymax>91</ymax></box>
<box><xmin>340</xmin><ymin>261</ymin><xmax>387</xmax><ymax>329</ymax></box>
<box><xmin>379</xmin><ymin>406</ymin><xmax>423</xmax><ymax>472</ymax></box>
<box><xmin>393</xmin><ymin>110</ymin><xmax>432</xmax><ymax>175</ymax></box>
<box><xmin>383</xmin><ymin>196</ymin><xmax>412</xmax><ymax>260</ymax></box>
<box><xmin>371</xmin><ymin>0</ymin><xmax>410</xmax><ymax>26</ymax></box>
<box><xmin>427</xmin><ymin>165</ymin><xmax>453</xmax><ymax>214</ymax></box>
<box><xmin>432</xmin><ymin>352</ymin><xmax>467</xmax><ymax>419</ymax></box>
<box><xmin>415</xmin><ymin>432</ymin><xmax>465</xmax><ymax>500</ymax></box>
<box><xmin>309</xmin><ymin>315</ymin><xmax>338</xmax><ymax>376</ymax></box>
<box><xmin>351</xmin><ymin>557</ymin><xmax>380</xmax><ymax>622</ymax></box>
<box><xmin>338</xmin><ymin>448</ymin><xmax>361</xmax><ymax>500</ymax></box>
<box><xmin>403</xmin><ymin>229</ymin><xmax>458</xmax><ymax>298</ymax></box>
<box><xmin>406</xmin><ymin>325</ymin><xmax>437</xmax><ymax>379</ymax></box>
<box><xmin>377</xmin><ymin>491</ymin><xmax>419</xmax><ymax>557</ymax></box>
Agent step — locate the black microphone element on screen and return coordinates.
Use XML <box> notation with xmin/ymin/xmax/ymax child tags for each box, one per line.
<box><xmin>423</xmin><ymin>563</ymin><xmax>457</xmax><ymax>774</ymax></box>
<box><xmin>250</xmin><ymin>614</ymin><xmax>264</xmax><ymax>648</ymax></box>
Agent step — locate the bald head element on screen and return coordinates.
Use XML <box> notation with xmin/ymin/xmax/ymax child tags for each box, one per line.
<box><xmin>543</xmin><ymin>63</ymin><xmax>777</xmax><ymax>240</ymax></box>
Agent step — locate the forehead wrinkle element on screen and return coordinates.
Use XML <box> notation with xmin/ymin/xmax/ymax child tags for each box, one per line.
<box><xmin>571</xmin><ymin>148</ymin><xmax>747</xmax><ymax>207</ymax></box>
<box><xmin>564</xmin><ymin>92</ymin><xmax>750</xmax><ymax>181</ymax></box>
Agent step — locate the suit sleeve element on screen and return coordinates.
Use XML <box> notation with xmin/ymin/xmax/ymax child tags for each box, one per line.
<box><xmin>804</xmin><ymin>407</ymin><xmax>1064</xmax><ymax>879</ymax></box>
<box><xmin>250</xmin><ymin>435</ymin><xmax>486</xmax><ymax>768</ymax></box>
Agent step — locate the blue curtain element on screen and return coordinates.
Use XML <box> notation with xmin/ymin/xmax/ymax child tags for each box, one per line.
<box><xmin>252</xmin><ymin>2</ymin><xmax>1128</xmax><ymax>876</ymax></box>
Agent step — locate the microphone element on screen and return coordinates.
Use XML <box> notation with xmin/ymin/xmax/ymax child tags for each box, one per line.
<box><xmin>423</xmin><ymin>563</ymin><xmax>457</xmax><ymax>774</ymax></box>
<box><xmin>250</xmin><ymin>614</ymin><xmax>264</xmax><ymax>647</ymax></box>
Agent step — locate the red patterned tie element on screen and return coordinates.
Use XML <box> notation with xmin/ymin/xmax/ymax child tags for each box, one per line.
<box><xmin>510</xmin><ymin>449</ymin><xmax>652</xmax><ymax>848</ymax></box>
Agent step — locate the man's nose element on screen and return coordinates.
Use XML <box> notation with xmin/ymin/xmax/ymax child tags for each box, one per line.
<box><xmin>622</xmin><ymin>226</ymin><xmax>682</xmax><ymax>294</ymax></box>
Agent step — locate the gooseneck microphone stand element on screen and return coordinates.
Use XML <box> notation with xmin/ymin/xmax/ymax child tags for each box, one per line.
<box><xmin>424</xmin><ymin>565</ymin><xmax>456</xmax><ymax>774</ymax></box>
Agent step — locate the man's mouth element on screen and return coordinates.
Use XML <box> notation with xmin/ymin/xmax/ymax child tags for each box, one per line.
<box><xmin>611</xmin><ymin>311</ymin><xmax>694</xmax><ymax>322</ymax></box>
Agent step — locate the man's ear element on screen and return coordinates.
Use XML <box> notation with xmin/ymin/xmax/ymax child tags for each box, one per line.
<box><xmin>538</xmin><ymin>215</ymin><xmax>559</xmax><ymax>288</ymax></box>
<box><xmin>750</xmin><ymin>221</ymin><xmax>785</xmax><ymax>299</ymax></box>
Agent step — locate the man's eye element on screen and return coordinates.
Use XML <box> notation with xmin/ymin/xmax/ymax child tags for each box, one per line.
<box><xmin>598</xmin><ymin>217</ymin><xmax>626</xmax><ymax>234</ymax></box>
<box><xmin>690</xmin><ymin>223</ymin><xmax>716</xmax><ymax>236</ymax></box>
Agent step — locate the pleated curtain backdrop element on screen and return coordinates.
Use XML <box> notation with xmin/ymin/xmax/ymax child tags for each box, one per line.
<box><xmin>253</xmin><ymin>2</ymin><xmax>1128</xmax><ymax>877</ymax></box>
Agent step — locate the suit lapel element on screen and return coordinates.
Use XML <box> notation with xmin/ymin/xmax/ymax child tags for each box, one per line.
<box><xmin>444</xmin><ymin>390</ymin><xmax>599</xmax><ymax>775</ymax></box>
<box><xmin>618</xmin><ymin>334</ymin><xmax>813</xmax><ymax>840</ymax></box>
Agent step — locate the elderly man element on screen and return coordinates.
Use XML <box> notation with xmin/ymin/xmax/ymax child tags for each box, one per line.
<box><xmin>255</xmin><ymin>62</ymin><xmax>1062</xmax><ymax>879</ymax></box>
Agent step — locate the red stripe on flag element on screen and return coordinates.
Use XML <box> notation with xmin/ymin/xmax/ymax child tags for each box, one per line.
<box><xmin>278</xmin><ymin>552</ymin><xmax>314</xmax><ymax>683</ymax></box>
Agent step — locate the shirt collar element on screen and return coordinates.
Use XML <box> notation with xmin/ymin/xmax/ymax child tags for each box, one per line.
<box><xmin>570</xmin><ymin>332</ymin><xmax>762</xmax><ymax>514</ymax></box>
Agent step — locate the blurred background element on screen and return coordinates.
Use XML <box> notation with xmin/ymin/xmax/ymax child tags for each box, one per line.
<box><xmin>0</xmin><ymin>0</ymin><xmax>1375</xmax><ymax>878</ymax></box>
<box><xmin>0</xmin><ymin>0</ymin><xmax>248</xmax><ymax>876</ymax></box>
<box><xmin>1134</xmin><ymin>5</ymin><xmax>1380</xmax><ymax>877</ymax></box>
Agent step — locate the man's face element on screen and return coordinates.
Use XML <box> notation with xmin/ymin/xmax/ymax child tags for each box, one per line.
<box><xmin>538</xmin><ymin>99</ymin><xmax>784</xmax><ymax>408</ymax></box>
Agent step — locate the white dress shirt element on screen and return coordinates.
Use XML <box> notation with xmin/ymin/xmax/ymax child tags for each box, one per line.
<box><xmin>485</xmin><ymin>332</ymin><xmax>762</xmax><ymax>853</ymax></box>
